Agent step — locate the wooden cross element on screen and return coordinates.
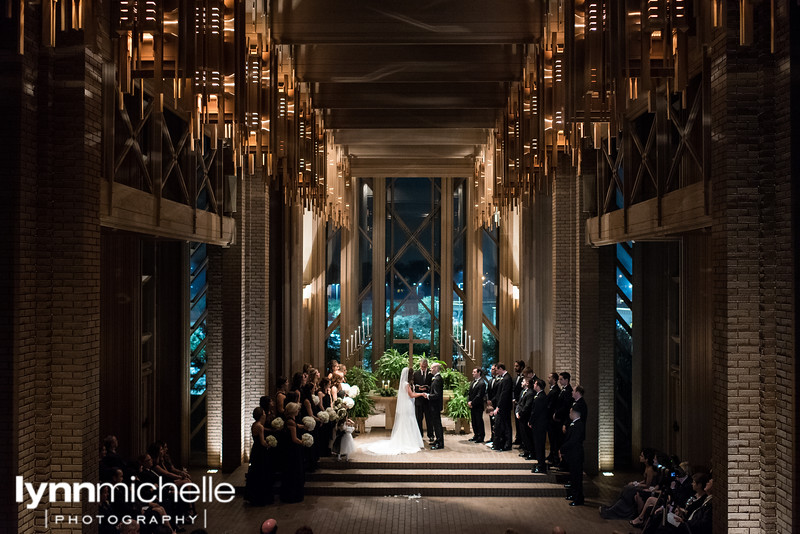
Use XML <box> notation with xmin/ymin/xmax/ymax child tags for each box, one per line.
<box><xmin>394</xmin><ymin>327</ymin><xmax>430</xmax><ymax>361</ymax></box>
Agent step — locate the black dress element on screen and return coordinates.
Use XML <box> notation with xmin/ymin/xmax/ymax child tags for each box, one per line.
<box><xmin>245</xmin><ymin>426</ymin><xmax>273</xmax><ymax>505</ymax></box>
<box><xmin>279</xmin><ymin>422</ymin><xmax>305</xmax><ymax>503</ymax></box>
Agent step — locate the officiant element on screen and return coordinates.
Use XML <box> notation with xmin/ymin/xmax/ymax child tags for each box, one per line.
<box><xmin>412</xmin><ymin>358</ymin><xmax>434</xmax><ymax>442</ymax></box>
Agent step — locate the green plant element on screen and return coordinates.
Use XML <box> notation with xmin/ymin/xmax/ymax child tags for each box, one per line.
<box><xmin>345</xmin><ymin>366</ymin><xmax>377</xmax><ymax>393</ymax></box>
<box><xmin>445</xmin><ymin>391</ymin><xmax>471</xmax><ymax>420</ymax></box>
<box><xmin>350</xmin><ymin>393</ymin><xmax>375</xmax><ymax>418</ymax></box>
<box><xmin>374</xmin><ymin>348</ymin><xmax>417</xmax><ymax>381</ymax></box>
<box><xmin>440</xmin><ymin>367</ymin><xmax>469</xmax><ymax>392</ymax></box>
<box><xmin>379</xmin><ymin>386</ymin><xmax>397</xmax><ymax>397</ymax></box>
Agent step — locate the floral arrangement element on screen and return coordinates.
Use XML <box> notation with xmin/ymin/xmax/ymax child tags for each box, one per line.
<box><xmin>379</xmin><ymin>386</ymin><xmax>397</xmax><ymax>397</ymax></box>
<box><xmin>348</xmin><ymin>385</ymin><xmax>360</xmax><ymax>398</ymax></box>
<box><xmin>271</xmin><ymin>417</ymin><xmax>284</xmax><ymax>431</ymax></box>
<box><xmin>326</xmin><ymin>406</ymin><xmax>339</xmax><ymax>422</ymax></box>
<box><xmin>318</xmin><ymin>411</ymin><xmax>330</xmax><ymax>424</ymax></box>
<box><xmin>302</xmin><ymin>416</ymin><xmax>316</xmax><ymax>431</ymax></box>
<box><xmin>312</xmin><ymin>394</ymin><xmax>320</xmax><ymax>406</ymax></box>
<box><xmin>342</xmin><ymin>397</ymin><xmax>355</xmax><ymax>410</ymax></box>
<box><xmin>265</xmin><ymin>435</ymin><xmax>278</xmax><ymax>448</ymax></box>
<box><xmin>340</xmin><ymin>384</ymin><xmax>351</xmax><ymax>397</ymax></box>
<box><xmin>301</xmin><ymin>433</ymin><xmax>314</xmax><ymax>448</ymax></box>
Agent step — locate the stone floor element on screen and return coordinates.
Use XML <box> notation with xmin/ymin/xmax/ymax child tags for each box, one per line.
<box><xmin>188</xmin><ymin>415</ymin><xmax>635</xmax><ymax>534</ymax></box>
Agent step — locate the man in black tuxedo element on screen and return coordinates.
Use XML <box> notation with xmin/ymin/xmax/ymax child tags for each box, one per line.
<box><xmin>424</xmin><ymin>363</ymin><xmax>445</xmax><ymax>449</ymax></box>
<box><xmin>562</xmin><ymin>406</ymin><xmax>586</xmax><ymax>506</ymax></box>
<box><xmin>491</xmin><ymin>363</ymin><xmax>513</xmax><ymax>451</ymax></box>
<box><xmin>571</xmin><ymin>385</ymin><xmax>588</xmax><ymax>422</ymax></box>
<box><xmin>545</xmin><ymin>372</ymin><xmax>561</xmax><ymax>464</ymax></box>
<box><xmin>514</xmin><ymin>377</ymin><xmax>534</xmax><ymax>458</ymax></box>
<box><xmin>467</xmin><ymin>367</ymin><xmax>487</xmax><ymax>442</ymax></box>
<box><xmin>412</xmin><ymin>358</ymin><xmax>433</xmax><ymax>442</ymax></box>
<box><xmin>486</xmin><ymin>364</ymin><xmax>498</xmax><ymax>445</ymax></box>
<box><xmin>512</xmin><ymin>360</ymin><xmax>525</xmax><ymax>445</ymax></box>
<box><xmin>528</xmin><ymin>378</ymin><xmax>549</xmax><ymax>473</ymax></box>
<box><xmin>553</xmin><ymin>371</ymin><xmax>573</xmax><ymax>466</ymax></box>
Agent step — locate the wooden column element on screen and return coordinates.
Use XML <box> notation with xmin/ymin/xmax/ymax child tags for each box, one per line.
<box><xmin>465</xmin><ymin>178</ymin><xmax>483</xmax><ymax>366</ymax></box>
<box><xmin>498</xmin><ymin>205</ymin><xmax>521</xmax><ymax>364</ymax></box>
<box><xmin>341</xmin><ymin>204</ymin><xmax>359</xmax><ymax>368</ymax></box>
<box><xmin>371</xmin><ymin>177</ymin><xmax>387</xmax><ymax>362</ymax></box>
<box><xmin>439</xmin><ymin>178</ymin><xmax>454</xmax><ymax>363</ymax></box>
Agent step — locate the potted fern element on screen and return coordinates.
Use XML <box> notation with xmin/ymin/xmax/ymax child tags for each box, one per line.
<box><xmin>445</xmin><ymin>382</ymin><xmax>472</xmax><ymax>434</ymax></box>
<box><xmin>345</xmin><ymin>367</ymin><xmax>376</xmax><ymax>433</ymax></box>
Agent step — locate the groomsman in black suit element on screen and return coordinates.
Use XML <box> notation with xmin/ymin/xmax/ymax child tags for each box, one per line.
<box><xmin>545</xmin><ymin>372</ymin><xmax>561</xmax><ymax>464</ymax></box>
<box><xmin>412</xmin><ymin>358</ymin><xmax>434</xmax><ymax>442</ymax></box>
<box><xmin>553</xmin><ymin>371</ymin><xmax>573</xmax><ymax>466</ymax></box>
<box><xmin>562</xmin><ymin>406</ymin><xmax>586</xmax><ymax>506</ymax></box>
<box><xmin>512</xmin><ymin>360</ymin><xmax>526</xmax><ymax>445</ymax></box>
<box><xmin>486</xmin><ymin>364</ymin><xmax>498</xmax><ymax>445</ymax></box>
<box><xmin>528</xmin><ymin>378</ymin><xmax>549</xmax><ymax>473</ymax></box>
<box><xmin>424</xmin><ymin>363</ymin><xmax>445</xmax><ymax>449</ymax></box>
<box><xmin>571</xmin><ymin>385</ymin><xmax>588</xmax><ymax>422</ymax></box>
<box><xmin>467</xmin><ymin>367</ymin><xmax>487</xmax><ymax>442</ymax></box>
<box><xmin>491</xmin><ymin>363</ymin><xmax>513</xmax><ymax>451</ymax></box>
<box><xmin>514</xmin><ymin>377</ymin><xmax>534</xmax><ymax>458</ymax></box>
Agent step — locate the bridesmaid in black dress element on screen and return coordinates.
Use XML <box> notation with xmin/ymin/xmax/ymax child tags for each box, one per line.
<box><xmin>280</xmin><ymin>402</ymin><xmax>305</xmax><ymax>503</ymax></box>
<box><xmin>245</xmin><ymin>407</ymin><xmax>273</xmax><ymax>505</ymax></box>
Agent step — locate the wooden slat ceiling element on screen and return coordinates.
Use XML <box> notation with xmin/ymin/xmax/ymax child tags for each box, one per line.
<box><xmin>270</xmin><ymin>0</ymin><xmax>540</xmax><ymax>176</ymax></box>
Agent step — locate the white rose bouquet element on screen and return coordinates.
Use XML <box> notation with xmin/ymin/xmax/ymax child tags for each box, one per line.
<box><xmin>340</xmin><ymin>384</ymin><xmax>351</xmax><ymax>397</ymax></box>
<box><xmin>271</xmin><ymin>417</ymin><xmax>284</xmax><ymax>431</ymax></box>
<box><xmin>318</xmin><ymin>411</ymin><xmax>330</xmax><ymax>424</ymax></box>
<box><xmin>312</xmin><ymin>395</ymin><xmax>320</xmax><ymax>406</ymax></box>
<box><xmin>343</xmin><ymin>397</ymin><xmax>355</xmax><ymax>410</ymax></box>
<box><xmin>265</xmin><ymin>435</ymin><xmax>278</xmax><ymax>448</ymax></box>
<box><xmin>348</xmin><ymin>385</ymin><xmax>360</xmax><ymax>398</ymax></box>
<box><xmin>301</xmin><ymin>433</ymin><xmax>314</xmax><ymax>448</ymax></box>
<box><xmin>302</xmin><ymin>416</ymin><xmax>316</xmax><ymax>431</ymax></box>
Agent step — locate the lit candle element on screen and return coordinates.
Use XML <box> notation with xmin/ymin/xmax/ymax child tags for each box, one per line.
<box><xmin>472</xmin><ymin>339</ymin><xmax>476</xmax><ymax>357</ymax></box>
<box><xmin>345</xmin><ymin>339</ymin><xmax>349</xmax><ymax>356</ymax></box>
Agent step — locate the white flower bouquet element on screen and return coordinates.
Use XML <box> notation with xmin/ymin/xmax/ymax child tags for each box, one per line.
<box><xmin>343</xmin><ymin>397</ymin><xmax>355</xmax><ymax>410</ymax></box>
<box><xmin>340</xmin><ymin>384</ymin><xmax>351</xmax><ymax>397</ymax></box>
<box><xmin>265</xmin><ymin>435</ymin><xmax>278</xmax><ymax>448</ymax></box>
<box><xmin>312</xmin><ymin>394</ymin><xmax>320</xmax><ymax>406</ymax></box>
<box><xmin>301</xmin><ymin>433</ymin><xmax>314</xmax><ymax>448</ymax></box>
<box><xmin>318</xmin><ymin>411</ymin><xmax>330</xmax><ymax>424</ymax></box>
<box><xmin>337</xmin><ymin>408</ymin><xmax>348</xmax><ymax>420</ymax></box>
<box><xmin>348</xmin><ymin>385</ymin><xmax>360</xmax><ymax>398</ymax></box>
<box><xmin>326</xmin><ymin>407</ymin><xmax>338</xmax><ymax>421</ymax></box>
<box><xmin>271</xmin><ymin>417</ymin><xmax>284</xmax><ymax>431</ymax></box>
<box><xmin>302</xmin><ymin>416</ymin><xmax>316</xmax><ymax>431</ymax></box>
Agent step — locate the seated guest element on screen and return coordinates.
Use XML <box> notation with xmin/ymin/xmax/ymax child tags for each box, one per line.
<box><xmin>630</xmin><ymin>461</ymin><xmax>693</xmax><ymax>528</ymax></box>
<box><xmin>600</xmin><ymin>448</ymin><xmax>660</xmax><ymax>519</ymax></box>
<box><xmin>100</xmin><ymin>435</ymin><xmax>126</xmax><ymax>481</ymax></box>
<box><xmin>647</xmin><ymin>474</ymin><xmax>712</xmax><ymax>534</ymax></box>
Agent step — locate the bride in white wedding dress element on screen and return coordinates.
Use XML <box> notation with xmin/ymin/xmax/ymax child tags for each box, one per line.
<box><xmin>364</xmin><ymin>367</ymin><xmax>425</xmax><ymax>455</ymax></box>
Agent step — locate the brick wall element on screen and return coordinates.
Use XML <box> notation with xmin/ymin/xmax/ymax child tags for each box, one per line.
<box><xmin>710</xmin><ymin>2</ymin><xmax>794</xmax><ymax>532</ymax></box>
<box><xmin>552</xmin><ymin>155</ymin><xmax>578</xmax><ymax>374</ymax></box>
<box><xmin>243</xmin><ymin>169</ymin><xmax>269</xmax><ymax>456</ymax></box>
<box><xmin>4</xmin><ymin>35</ymin><xmax>104</xmax><ymax>532</ymax></box>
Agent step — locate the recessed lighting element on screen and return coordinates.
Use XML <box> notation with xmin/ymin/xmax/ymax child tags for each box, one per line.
<box><xmin>602</xmin><ymin>471</ymin><xmax>614</xmax><ymax>477</ymax></box>
<box><xmin>207</xmin><ymin>469</ymin><xmax>219</xmax><ymax>474</ymax></box>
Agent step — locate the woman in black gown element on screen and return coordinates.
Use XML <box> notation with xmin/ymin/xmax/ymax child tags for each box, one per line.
<box><xmin>245</xmin><ymin>407</ymin><xmax>273</xmax><ymax>505</ymax></box>
<box><xmin>280</xmin><ymin>402</ymin><xmax>305</xmax><ymax>503</ymax></box>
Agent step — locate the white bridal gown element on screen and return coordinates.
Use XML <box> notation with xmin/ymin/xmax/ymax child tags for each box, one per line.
<box><xmin>365</xmin><ymin>367</ymin><xmax>424</xmax><ymax>455</ymax></box>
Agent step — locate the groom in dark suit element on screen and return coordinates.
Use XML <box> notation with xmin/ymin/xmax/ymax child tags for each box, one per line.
<box><xmin>412</xmin><ymin>358</ymin><xmax>433</xmax><ymax>442</ymax></box>
<box><xmin>425</xmin><ymin>363</ymin><xmax>445</xmax><ymax>449</ymax></box>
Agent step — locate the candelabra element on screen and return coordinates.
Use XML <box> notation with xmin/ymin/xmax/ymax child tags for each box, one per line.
<box><xmin>344</xmin><ymin>317</ymin><xmax>372</xmax><ymax>361</ymax></box>
<box><xmin>452</xmin><ymin>323</ymin><xmax>477</xmax><ymax>363</ymax></box>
